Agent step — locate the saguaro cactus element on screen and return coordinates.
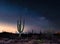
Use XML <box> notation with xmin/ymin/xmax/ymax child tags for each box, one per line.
<box><xmin>17</xmin><ymin>17</ymin><xmax>25</xmax><ymax>37</ymax></box>
<box><xmin>32</xmin><ymin>29</ymin><xmax>33</xmax><ymax>34</ymax></box>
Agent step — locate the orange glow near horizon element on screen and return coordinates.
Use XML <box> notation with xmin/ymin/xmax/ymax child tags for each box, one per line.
<box><xmin>0</xmin><ymin>22</ymin><xmax>17</xmax><ymax>33</ymax></box>
<box><xmin>0</xmin><ymin>22</ymin><xmax>59</xmax><ymax>33</ymax></box>
<box><xmin>0</xmin><ymin>22</ymin><xmax>28</xmax><ymax>33</ymax></box>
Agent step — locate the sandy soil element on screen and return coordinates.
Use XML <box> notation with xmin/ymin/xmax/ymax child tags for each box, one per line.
<box><xmin>0</xmin><ymin>38</ymin><xmax>59</xmax><ymax>44</ymax></box>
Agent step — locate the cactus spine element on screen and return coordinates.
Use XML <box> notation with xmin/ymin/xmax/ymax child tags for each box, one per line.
<box><xmin>17</xmin><ymin>17</ymin><xmax>25</xmax><ymax>37</ymax></box>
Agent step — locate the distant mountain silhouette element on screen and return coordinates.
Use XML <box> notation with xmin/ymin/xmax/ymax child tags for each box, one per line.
<box><xmin>0</xmin><ymin>32</ymin><xmax>60</xmax><ymax>39</ymax></box>
<box><xmin>0</xmin><ymin>32</ymin><xmax>42</xmax><ymax>40</ymax></box>
<box><xmin>0</xmin><ymin>32</ymin><xmax>19</xmax><ymax>39</ymax></box>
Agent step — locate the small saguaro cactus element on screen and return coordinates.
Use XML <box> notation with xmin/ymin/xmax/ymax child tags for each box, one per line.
<box><xmin>32</xmin><ymin>29</ymin><xmax>34</xmax><ymax>34</ymax></box>
<box><xmin>17</xmin><ymin>17</ymin><xmax>25</xmax><ymax>37</ymax></box>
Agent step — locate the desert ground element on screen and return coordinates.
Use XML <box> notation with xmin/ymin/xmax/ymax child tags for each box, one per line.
<box><xmin>0</xmin><ymin>37</ymin><xmax>60</xmax><ymax>44</ymax></box>
<box><xmin>0</xmin><ymin>32</ymin><xmax>60</xmax><ymax>44</ymax></box>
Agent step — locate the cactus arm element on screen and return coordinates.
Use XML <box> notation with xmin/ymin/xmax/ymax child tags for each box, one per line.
<box><xmin>21</xmin><ymin>19</ymin><xmax>25</xmax><ymax>32</ymax></box>
<box><xmin>19</xmin><ymin>17</ymin><xmax>21</xmax><ymax>32</ymax></box>
<box><xmin>17</xmin><ymin>20</ymin><xmax>19</xmax><ymax>31</ymax></box>
<box><xmin>17</xmin><ymin>18</ymin><xmax>21</xmax><ymax>33</ymax></box>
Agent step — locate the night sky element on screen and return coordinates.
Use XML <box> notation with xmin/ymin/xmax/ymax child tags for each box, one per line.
<box><xmin>0</xmin><ymin>0</ymin><xmax>60</xmax><ymax>33</ymax></box>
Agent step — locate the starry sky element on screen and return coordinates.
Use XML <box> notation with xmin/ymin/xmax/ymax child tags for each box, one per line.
<box><xmin>0</xmin><ymin>0</ymin><xmax>60</xmax><ymax>33</ymax></box>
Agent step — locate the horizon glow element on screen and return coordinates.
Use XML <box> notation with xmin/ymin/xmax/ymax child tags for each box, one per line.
<box><xmin>0</xmin><ymin>22</ymin><xmax>29</xmax><ymax>33</ymax></box>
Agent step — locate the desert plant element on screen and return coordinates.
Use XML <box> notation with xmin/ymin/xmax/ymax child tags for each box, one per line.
<box><xmin>17</xmin><ymin>17</ymin><xmax>25</xmax><ymax>37</ymax></box>
<box><xmin>32</xmin><ymin>29</ymin><xmax>33</xmax><ymax>34</ymax></box>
